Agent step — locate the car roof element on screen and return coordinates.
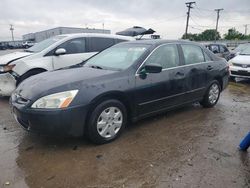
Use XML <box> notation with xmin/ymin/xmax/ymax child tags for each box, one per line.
<box><xmin>57</xmin><ymin>33</ymin><xmax>134</xmax><ymax>41</ymax></box>
<box><xmin>207</xmin><ymin>43</ymin><xmax>227</xmax><ymax>46</ymax></box>
<box><xmin>120</xmin><ymin>39</ymin><xmax>205</xmax><ymax>47</ymax></box>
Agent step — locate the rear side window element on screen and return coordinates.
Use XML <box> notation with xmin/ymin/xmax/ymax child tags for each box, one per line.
<box><xmin>88</xmin><ymin>37</ymin><xmax>115</xmax><ymax>52</ymax></box>
<box><xmin>58</xmin><ymin>38</ymin><xmax>86</xmax><ymax>54</ymax></box>
<box><xmin>145</xmin><ymin>44</ymin><xmax>180</xmax><ymax>69</ymax></box>
<box><xmin>181</xmin><ymin>45</ymin><xmax>205</xmax><ymax>65</ymax></box>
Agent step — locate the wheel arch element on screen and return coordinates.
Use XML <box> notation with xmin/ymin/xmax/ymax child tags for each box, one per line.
<box><xmin>85</xmin><ymin>91</ymin><xmax>134</xmax><ymax>127</ymax></box>
<box><xmin>214</xmin><ymin>76</ymin><xmax>223</xmax><ymax>90</ymax></box>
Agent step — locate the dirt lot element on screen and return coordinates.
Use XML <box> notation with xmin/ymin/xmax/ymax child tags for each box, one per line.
<box><xmin>0</xmin><ymin>49</ymin><xmax>250</xmax><ymax>188</ymax></box>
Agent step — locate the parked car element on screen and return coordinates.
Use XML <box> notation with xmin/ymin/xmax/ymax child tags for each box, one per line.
<box><xmin>22</xmin><ymin>41</ymin><xmax>35</xmax><ymax>48</ymax></box>
<box><xmin>0</xmin><ymin>43</ymin><xmax>7</xmax><ymax>50</ymax></box>
<box><xmin>228</xmin><ymin>45</ymin><xmax>250</xmax><ymax>80</ymax></box>
<box><xmin>205</xmin><ymin>43</ymin><xmax>231</xmax><ymax>61</ymax></box>
<box><xmin>10</xmin><ymin>40</ymin><xmax>229</xmax><ymax>144</ymax></box>
<box><xmin>229</xmin><ymin>43</ymin><xmax>250</xmax><ymax>60</ymax></box>
<box><xmin>0</xmin><ymin>33</ymin><xmax>134</xmax><ymax>96</ymax></box>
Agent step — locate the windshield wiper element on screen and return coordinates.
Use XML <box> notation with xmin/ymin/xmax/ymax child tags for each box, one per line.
<box><xmin>89</xmin><ymin>65</ymin><xmax>103</xmax><ymax>69</ymax></box>
<box><xmin>24</xmin><ymin>49</ymin><xmax>34</xmax><ymax>52</ymax></box>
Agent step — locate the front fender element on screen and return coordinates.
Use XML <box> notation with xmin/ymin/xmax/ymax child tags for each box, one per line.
<box><xmin>12</xmin><ymin>57</ymin><xmax>53</xmax><ymax>76</ymax></box>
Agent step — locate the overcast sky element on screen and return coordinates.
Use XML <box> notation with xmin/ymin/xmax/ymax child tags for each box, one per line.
<box><xmin>0</xmin><ymin>0</ymin><xmax>250</xmax><ymax>41</ymax></box>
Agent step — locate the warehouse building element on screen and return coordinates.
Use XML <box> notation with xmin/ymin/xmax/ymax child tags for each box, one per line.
<box><xmin>23</xmin><ymin>27</ymin><xmax>111</xmax><ymax>42</ymax></box>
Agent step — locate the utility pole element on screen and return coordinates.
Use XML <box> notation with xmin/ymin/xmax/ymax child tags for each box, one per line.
<box><xmin>214</xmin><ymin>8</ymin><xmax>223</xmax><ymax>41</ymax></box>
<box><xmin>10</xmin><ymin>24</ymin><xmax>14</xmax><ymax>42</ymax></box>
<box><xmin>244</xmin><ymin>24</ymin><xmax>248</xmax><ymax>35</ymax></box>
<box><xmin>185</xmin><ymin>1</ymin><xmax>196</xmax><ymax>39</ymax></box>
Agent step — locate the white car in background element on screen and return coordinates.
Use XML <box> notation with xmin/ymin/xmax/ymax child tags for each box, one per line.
<box><xmin>229</xmin><ymin>46</ymin><xmax>250</xmax><ymax>80</ymax></box>
<box><xmin>0</xmin><ymin>33</ymin><xmax>134</xmax><ymax>96</ymax></box>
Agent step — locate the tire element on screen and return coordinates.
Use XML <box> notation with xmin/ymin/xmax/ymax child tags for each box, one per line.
<box><xmin>200</xmin><ymin>81</ymin><xmax>221</xmax><ymax>108</ymax></box>
<box><xmin>16</xmin><ymin>69</ymin><xmax>46</xmax><ymax>86</ymax></box>
<box><xmin>87</xmin><ymin>99</ymin><xmax>127</xmax><ymax>144</ymax></box>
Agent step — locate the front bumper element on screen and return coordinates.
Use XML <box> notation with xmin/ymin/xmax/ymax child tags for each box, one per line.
<box><xmin>229</xmin><ymin>65</ymin><xmax>250</xmax><ymax>78</ymax></box>
<box><xmin>0</xmin><ymin>72</ymin><xmax>16</xmax><ymax>96</ymax></box>
<box><xmin>10</xmin><ymin>97</ymin><xmax>89</xmax><ymax>137</ymax></box>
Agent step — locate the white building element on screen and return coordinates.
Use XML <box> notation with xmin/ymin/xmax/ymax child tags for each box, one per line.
<box><xmin>23</xmin><ymin>27</ymin><xmax>111</xmax><ymax>42</ymax></box>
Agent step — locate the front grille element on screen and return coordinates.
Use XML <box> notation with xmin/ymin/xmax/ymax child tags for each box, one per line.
<box><xmin>232</xmin><ymin>63</ymin><xmax>250</xmax><ymax>68</ymax></box>
<box><xmin>231</xmin><ymin>71</ymin><xmax>250</xmax><ymax>77</ymax></box>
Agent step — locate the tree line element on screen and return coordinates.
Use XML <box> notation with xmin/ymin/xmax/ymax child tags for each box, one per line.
<box><xmin>182</xmin><ymin>28</ymin><xmax>250</xmax><ymax>41</ymax></box>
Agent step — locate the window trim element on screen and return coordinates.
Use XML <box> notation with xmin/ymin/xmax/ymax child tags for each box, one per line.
<box><xmin>45</xmin><ymin>37</ymin><xmax>86</xmax><ymax>56</ymax></box>
<box><xmin>135</xmin><ymin>43</ymin><xmax>181</xmax><ymax>75</ymax></box>
<box><xmin>135</xmin><ymin>43</ymin><xmax>214</xmax><ymax>77</ymax></box>
<box><xmin>180</xmin><ymin>44</ymin><xmax>207</xmax><ymax>65</ymax></box>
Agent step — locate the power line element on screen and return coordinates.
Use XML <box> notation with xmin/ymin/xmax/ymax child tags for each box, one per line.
<box><xmin>184</xmin><ymin>1</ymin><xmax>196</xmax><ymax>38</ymax></box>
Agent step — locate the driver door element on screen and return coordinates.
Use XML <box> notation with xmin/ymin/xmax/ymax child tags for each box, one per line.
<box><xmin>52</xmin><ymin>38</ymin><xmax>96</xmax><ymax>70</ymax></box>
<box><xmin>135</xmin><ymin>44</ymin><xmax>187</xmax><ymax>117</ymax></box>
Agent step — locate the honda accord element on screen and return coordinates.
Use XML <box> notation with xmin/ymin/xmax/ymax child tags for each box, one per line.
<box><xmin>10</xmin><ymin>40</ymin><xmax>229</xmax><ymax>144</ymax></box>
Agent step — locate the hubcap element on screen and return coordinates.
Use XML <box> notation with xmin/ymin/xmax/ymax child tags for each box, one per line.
<box><xmin>97</xmin><ymin>107</ymin><xmax>123</xmax><ymax>138</ymax></box>
<box><xmin>208</xmin><ymin>83</ymin><xmax>219</xmax><ymax>104</ymax></box>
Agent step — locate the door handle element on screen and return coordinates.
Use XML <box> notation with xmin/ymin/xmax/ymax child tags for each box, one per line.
<box><xmin>207</xmin><ymin>65</ymin><xmax>213</xmax><ymax>71</ymax></box>
<box><xmin>175</xmin><ymin>72</ymin><xmax>185</xmax><ymax>77</ymax></box>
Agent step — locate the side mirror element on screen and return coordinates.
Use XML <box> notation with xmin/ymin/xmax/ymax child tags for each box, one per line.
<box><xmin>55</xmin><ymin>48</ymin><xmax>66</xmax><ymax>56</ymax></box>
<box><xmin>144</xmin><ymin>63</ymin><xmax>162</xmax><ymax>73</ymax></box>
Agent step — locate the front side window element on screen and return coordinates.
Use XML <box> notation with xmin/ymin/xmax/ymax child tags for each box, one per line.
<box><xmin>144</xmin><ymin>44</ymin><xmax>180</xmax><ymax>69</ymax></box>
<box><xmin>58</xmin><ymin>38</ymin><xmax>86</xmax><ymax>54</ymax></box>
<box><xmin>85</xmin><ymin>44</ymin><xmax>149</xmax><ymax>71</ymax></box>
<box><xmin>181</xmin><ymin>45</ymin><xmax>205</xmax><ymax>65</ymax></box>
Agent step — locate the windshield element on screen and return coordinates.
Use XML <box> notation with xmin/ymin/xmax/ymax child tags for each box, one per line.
<box><xmin>84</xmin><ymin>44</ymin><xmax>149</xmax><ymax>71</ymax></box>
<box><xmin>240</xmin><ymin>46</ymin><xmax>250</xmax><ymax>55</ymax></box>
<box><xmin>234</xmin><ymin>44</ymin><xmax>249</xmax><ymax>53</ymax></box>
<box><xmin>25</xmin><ymin>36</ymin><xmax>66</xmax><ymax>53</ymax></box>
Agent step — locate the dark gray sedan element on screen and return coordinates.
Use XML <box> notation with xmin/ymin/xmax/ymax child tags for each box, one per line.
<box><xmin>10</xmin><ymin>40</ymin><xmax>229</xmax><ymax>144</ymax></box>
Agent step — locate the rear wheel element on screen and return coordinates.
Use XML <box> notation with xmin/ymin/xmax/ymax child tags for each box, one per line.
<box><xmin>87</xmin><ymin>99</ymin><xmax>127</xmax><ymax>144</ymax></box>
<box><xmin>200</xmin><ymin>81</ymin><xmax>221</xmax><ymax>108</ymax></box>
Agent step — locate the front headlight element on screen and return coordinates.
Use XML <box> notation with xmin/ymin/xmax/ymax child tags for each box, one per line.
<box><xmin>31</xmin><ymin>90</ymin><xmax>78</xmax><ymax>109</ymax></box>
<box><xmin>0</xmin><ymin>64</ymin><xmax>15</xmax><ymax>72</ymax></box>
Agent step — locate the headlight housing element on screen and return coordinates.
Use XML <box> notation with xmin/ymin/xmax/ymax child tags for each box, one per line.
<box><xmin>31</xmin><ymin>90</ymin><xmax>78</xmax><ymax>109</ymax></box>
<box><xmin>0</xmin><ymin>64</ymin><xmax>15</xmax><ymax>72</ymax></box>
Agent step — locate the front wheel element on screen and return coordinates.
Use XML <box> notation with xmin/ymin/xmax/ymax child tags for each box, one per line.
<box><xmin>87</xmin><ymin>99</ymin><xmax>127</xmax><ymax>144</ymax></box>
<box><xmin>200</xmin><ymin>81</ymin><xmax>221</xmax><ymax>108</ymax></box>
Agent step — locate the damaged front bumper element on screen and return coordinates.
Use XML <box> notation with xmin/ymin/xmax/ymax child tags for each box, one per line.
<box><xmin>0</xmin><ymin>72</ymin><xmax>17</xmax><ymax>96</ymax></box>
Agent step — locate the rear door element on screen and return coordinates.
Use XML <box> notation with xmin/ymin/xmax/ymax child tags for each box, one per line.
<box><xmin>135</xmin><ymin>44</ymin><xmax>187</xmax><ymax>116</ymax></box>
<box><xmin>180</xmin><ymin>44</ymin><xmax>213</xmax><ymax>102</ymax></box>
<box><xmin>52</xmin><ymin>37</ymin><xmax>95</xmax><ymax>69</ymax></box>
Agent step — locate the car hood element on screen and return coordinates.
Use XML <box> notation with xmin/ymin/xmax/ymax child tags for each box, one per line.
<box><xmin>231</xmin><ymin>54</ymin><xmax>250</xmax><ymax>64</ymax></box>
<box><xmin>15</xmin><ymin>67</ymin><xmax>117</xmax><ymax>100</ymax></box>
<box><xmin>0</xmin><ymin>51</ymin><xmax>33</xmax><ymax>65</ymax></box>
